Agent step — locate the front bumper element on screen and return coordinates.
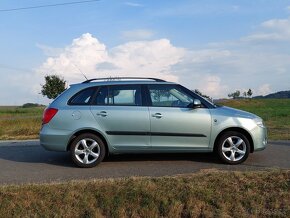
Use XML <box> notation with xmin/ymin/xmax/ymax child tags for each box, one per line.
<box><xmin>252</xmin><ymin>126</ymin><xmax>267</xmax><ymax>152</ymax></box>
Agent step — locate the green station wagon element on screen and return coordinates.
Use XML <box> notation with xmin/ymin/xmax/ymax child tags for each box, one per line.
<box><xmin>40</xmin><ymin>77</ymin><xmax>267</xmax><ymax>167</ymax></box>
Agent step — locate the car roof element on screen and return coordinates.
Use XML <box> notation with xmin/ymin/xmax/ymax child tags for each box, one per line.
<box><xmin>82</xmin><ymin>77</ymin><xmax>166</xmax><ymax>83</ymax></box>
<box><xmin>70</xmin><ymin>78</ymin><xmax>176</xmax><ymax>88</ymax></box>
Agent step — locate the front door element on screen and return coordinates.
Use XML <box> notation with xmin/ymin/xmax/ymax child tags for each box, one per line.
<box><xmin>147</xmin><ymin>84</ymin><xmax>212</xmax><ymax>150</ymax></box>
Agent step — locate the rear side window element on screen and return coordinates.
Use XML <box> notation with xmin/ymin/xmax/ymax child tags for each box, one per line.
<box><xmin>94</xmin><ymin>85</ymin><xmax>142</xmax><ymax>106</ymax></box>
<box><xmin>68</xmin><ymin>87</ymin><xmax>96</xmax><ymax>105</ymax></box>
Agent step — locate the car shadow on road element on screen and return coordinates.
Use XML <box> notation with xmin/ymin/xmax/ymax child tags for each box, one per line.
<box><xmin>0</xmin><ymin>145</ymin><xmax>221</xmax><ymax>168</ymax></box>
<box><xmin>0</xmin><ymin>145</ymin><xmax>75</xmax><ymax>168</ymax></box>
<box><xmin>105</xmin><ymin>152</ymin><xmax>221</xmax><ymax>164</ymax></box>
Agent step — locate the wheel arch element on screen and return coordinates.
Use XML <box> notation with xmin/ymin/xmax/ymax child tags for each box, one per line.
<box><xmin>214</xmin><ymin>127</ymin><xmax>254</xmax><ymax>153</ymax></box>
<box><xmin>66</xmin><ymin>129</ymin><xmax>110</xmax><ymax>156</ymax></box>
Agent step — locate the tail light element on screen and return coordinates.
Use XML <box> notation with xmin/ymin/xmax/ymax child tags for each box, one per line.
<box><xmin>42</xmin><ymin>108</ymin><xmax>58</xmax><ymax>124</ymax></box>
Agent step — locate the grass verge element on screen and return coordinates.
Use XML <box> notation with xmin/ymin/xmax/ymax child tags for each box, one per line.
<box><xmin>0</xmin><ymin>106</ymin><xmax>43</xmax><ymax>140</ymax></box>
<box><xmin>0</xmin><ymin>170</ymin><xmax>289</xmax><ymax>217</ymax></box>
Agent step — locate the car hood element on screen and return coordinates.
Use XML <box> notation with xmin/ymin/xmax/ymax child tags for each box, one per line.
<box><xmin>214</xmin><ymin>106</ymin><xmax>259</xmax><ymax>119</ymax></box>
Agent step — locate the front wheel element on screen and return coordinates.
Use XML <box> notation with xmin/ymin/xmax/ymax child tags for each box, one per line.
<box><xmin>216</xmin><ymin>131</ymin><xmax>250</xmax><ymax>165</ymax></box>
<box><xmin>70</xmin><ymin>133</ymin><xmax>106</xmax><ymax>168</ymax></box>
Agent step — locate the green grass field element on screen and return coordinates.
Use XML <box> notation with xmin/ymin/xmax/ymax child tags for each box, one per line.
<box><xmin>0</xmin><ymin>170</ymin><xmax>289</xmax><ymax>217</ymax></box>
<box><xmin>0</xmin><ymin>106</ymin><xmax>44</xmax><ymax>140</ymax></box>
<box><xmin>0</xmin><ymin>99</ymin><xmax>289</xmax><ymax>140</ymax></box>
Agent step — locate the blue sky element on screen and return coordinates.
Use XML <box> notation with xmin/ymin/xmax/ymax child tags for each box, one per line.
<box><xmin>1</xmin><ymin>0</ymin><xmax>290</xmax><ymax>105</ymax></box>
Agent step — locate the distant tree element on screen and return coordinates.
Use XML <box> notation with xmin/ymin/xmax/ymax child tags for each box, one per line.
<box><xmin>193</xmin><ymin>89</ymin><xmax>204</xmax><ymax>97</ymax></box>
<box><xmin>193</xmin><ymin>89</ymin><xmax>213</xmax><ymax>102</ymax></box>
<box><xmin>22</xmin><ymin>103</ymin><xmax>43</xmax><ymax>108</ymax></box>
<box><xmin>236</xmin><ymin>90</ymin><xmax>240</xmax><ymax>98</ymax></box>
<box><xmin>247</xmin><ymin>89</ymin><xmax>253</xmax><ymax>98</ymax></box>
<box><xmin>243</xmin><ymin>91</ymin><xmax>247</xmax><ymax>98</ymax></box>
<box><xmin>41</xmin><ymin>75</ymin><xmax>66</xmax><ymax>99</ymax></box>
<box><xmin>228</xmin><ymin>90</ymin><xmax>240</xmax><ymax>99</ymax></box>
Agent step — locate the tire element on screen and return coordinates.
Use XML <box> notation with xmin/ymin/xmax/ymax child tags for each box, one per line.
<box><xmin>70</xmin><ymin>133</ymin><xmax>106</xmax><ymax>168</ymax></box>
<box><xmin>216</xmin><ymin>131</ymin><xmax>250</xmax><ymax>165</ymax></box>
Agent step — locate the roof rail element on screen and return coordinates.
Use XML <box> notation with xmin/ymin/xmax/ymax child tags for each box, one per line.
<box><xmin>82</xmin><ymin>77</ymin><xmax>166</xmax><ymax>83</ymax></box>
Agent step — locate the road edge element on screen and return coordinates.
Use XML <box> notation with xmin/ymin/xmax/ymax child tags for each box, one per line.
<box><xmin>0</xmin><ymin>139</ymin><xmax>40</xmax><ymax>147</ymax></box>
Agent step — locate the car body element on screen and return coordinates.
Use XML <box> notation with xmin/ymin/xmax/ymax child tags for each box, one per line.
<box><xmin>40</xmin><ymin>77</ymin><xmax>267</xmax><ymax>167</ymax></box>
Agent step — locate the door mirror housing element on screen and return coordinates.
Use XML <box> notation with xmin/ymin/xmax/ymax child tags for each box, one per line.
<box><xmin>188</xmin><ymin>99</ymin><xmax>202</xmax><ymax>109</ymax></box>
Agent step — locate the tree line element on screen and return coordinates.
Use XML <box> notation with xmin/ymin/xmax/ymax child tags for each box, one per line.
<box><xmin>228</xmin><ymin>89</ymin><xmax>253</xmax><ymax>99</ymax></box>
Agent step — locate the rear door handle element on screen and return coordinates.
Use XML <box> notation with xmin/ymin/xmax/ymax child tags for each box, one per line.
<box><xmin>152</xmin><ymin>113</ymin><xmax>163</xmax><ymax>118</ymax></box>
<box><xmin>97</xmin><ymin>111</ymin><xmax>107</xmax><ymax>117</ymax></box>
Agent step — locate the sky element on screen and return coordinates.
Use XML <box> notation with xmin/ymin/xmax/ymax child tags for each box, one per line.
<box><xmin>0</xmin><ymin>0</ymin><xmax>290</xmax><ymax>105</ymax></box>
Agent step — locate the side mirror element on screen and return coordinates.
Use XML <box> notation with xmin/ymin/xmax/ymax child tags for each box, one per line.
<box><xmin>188</xmin><ymin>99</ymin><xmax>202</xmax><ymax>108</ymax></box>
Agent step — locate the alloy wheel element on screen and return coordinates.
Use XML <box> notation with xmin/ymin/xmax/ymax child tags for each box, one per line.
<box><xmin>74</xmin><ymin>138</ymin><xmax>100</xmax><ymax>164</ymax></box>
<box><xmin>221</xmin><ymin>136</ymin><xmax>247</xmax><ymax>162</ymax></box>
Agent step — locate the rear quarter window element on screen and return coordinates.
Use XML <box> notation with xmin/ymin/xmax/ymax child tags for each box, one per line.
<box><xmin>68</xmin><ymin>87</ymin><xmax>96</xmax><ymax>105</ymax></box>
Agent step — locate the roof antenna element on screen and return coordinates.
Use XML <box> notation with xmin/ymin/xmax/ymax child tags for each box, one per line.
<box><xmin>72</xmin><ymin>63</ymin><xmax>88</xmax><ymax>80</ymax></box>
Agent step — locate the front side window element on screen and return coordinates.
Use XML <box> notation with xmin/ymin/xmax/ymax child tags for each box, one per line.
<box><xmin>69</xmin><ymin>87</ymin><xmax>96</xmax><ymax>105</ymax></box>
<box><xmin>94</xmin><ymin>85</ymin><xmax>142</xmax><ymax>106</ymax></box>
<box><xmin>148</xmin><ymin>85</ymin><xmax>194</xmax><ymax>108</ymax></box>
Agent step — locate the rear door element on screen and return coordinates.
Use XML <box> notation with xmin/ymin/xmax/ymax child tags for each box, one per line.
<box><xmin>90</xmin><ymin>84</ymin><xmax>150</xmax><ymax>150</ymax></box>
<box><xmin>146</xmin><ymin>84</ymin><xmax>212</xmax><ymax>150</ymax></box>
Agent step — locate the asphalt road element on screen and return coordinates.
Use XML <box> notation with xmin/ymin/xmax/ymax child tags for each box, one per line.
<box><xmin>0</xmin><ymin>140</ymin><xmax>289</xmax><ymax>185</ymax></box>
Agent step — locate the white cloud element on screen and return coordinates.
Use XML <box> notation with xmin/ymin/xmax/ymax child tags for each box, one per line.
<box><xmin>36</xmin><ymin>43</ymin><xmax>64</xmax><ymax>57</ymax></box>
<box><xmin>0</xmin><ymin>72</ymin><xmax>45</xmax><ymax>105</ymax></box>
<box><xmin>124</xmin><ymin>2</ymin><xmax>143</xmax><ymax>7</ymax></box>
<box><xmin>243</xmin><ymin>17</ymin><xmax>290</xmax><ymax>42</ymax></box>
<box><xmin>40</xmin><ymin>33</ymin><xmax>108</xmax><ymax>81</ymax></box>
<box><xmin>121</xmin><ymin>29</ymin><xmax>154</xmax><ymax>40</ymax></box>
<box><xmin>189</xmin><ymin>49</ymin><xmax>231</xmax><ymax>64</ymax></box>
<box><xmin>198</xmin><ymin>75</ymin><xmax>228</xmax><ymax>98</ymax></box>
<box><xmin>39</xmin><ymin>33</ymin><xmax>185</xmax><ymax>84</ymax></box>
<box><xmin>257</xmin><ymin>84</ymin><xmax>272</xmax><ymax>96</ymax></box>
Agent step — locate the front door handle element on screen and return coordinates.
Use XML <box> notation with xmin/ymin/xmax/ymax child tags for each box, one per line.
<box><xmin>97</xmin><ymin>111</ymin><xmax>107</xmax><ymax>117</ymax></box>
<box><xmin>152</xmin><ymin>113</ymin><xmax>163</xmax><ymax>118</ymax></box>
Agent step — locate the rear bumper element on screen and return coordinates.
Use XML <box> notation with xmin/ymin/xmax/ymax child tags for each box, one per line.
<box><xmin>40</xmin><ymin>125</ymin><xmax>71</xmax><ymax>152</ymax></box>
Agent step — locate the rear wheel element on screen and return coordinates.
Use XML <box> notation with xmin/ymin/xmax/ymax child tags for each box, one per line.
<box><xmin>216</xmin><ymin>131</ymin><xmax>250</xmax><ymax>164</ymax></box>
<box><xmin>70</xmin><ymin>133</ymin><xmax>105</xmax><ymax>168</ymax></box>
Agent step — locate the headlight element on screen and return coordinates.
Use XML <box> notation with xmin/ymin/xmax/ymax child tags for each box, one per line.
<box><xmin>254</xmin><ymin>118</ymin><xmax>265</xmax><ymax>128</ymax></box>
